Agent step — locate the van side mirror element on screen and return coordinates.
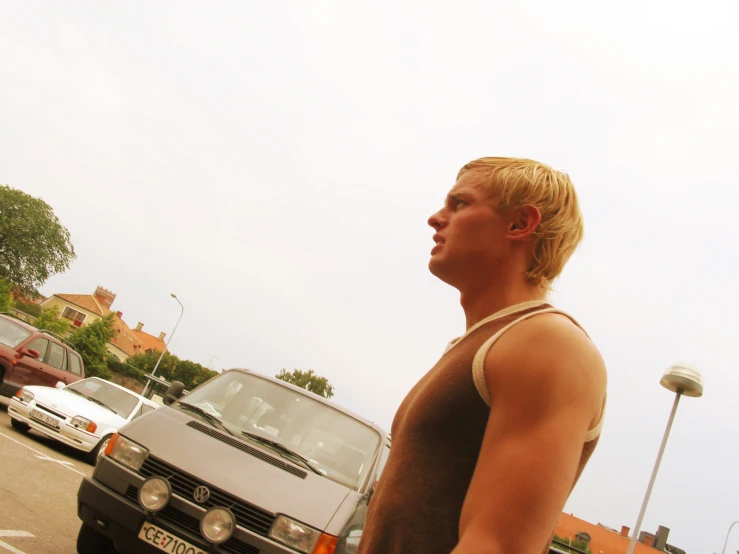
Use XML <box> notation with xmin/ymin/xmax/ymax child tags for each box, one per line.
<box><xmin>368</xmin><ymin>481</ymin><xmax>378</xmax><ymax>504</ymax></box>
<box><xmin>55</xmin><ymin>381</ymin><xmax>66</xmax><ymax>389</ymax></box>
<box><xmin>163</xmin><ymin>381</ymin><xmax>185</xmax><ymax>406</ymax></box>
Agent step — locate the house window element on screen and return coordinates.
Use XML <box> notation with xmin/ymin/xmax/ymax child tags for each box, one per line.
<box><xmin>61</xmin><ymin>307</ymin><xmax>87</xmax><ymax>325</ymax></box>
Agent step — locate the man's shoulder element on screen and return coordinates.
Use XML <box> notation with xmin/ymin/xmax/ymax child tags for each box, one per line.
<box><xmin>503</xmin><ymin>308</ymin><xmax>602</xmax><ymax>361</ymax></box>
<box><xmin>485</xmin><ymin>308</ymin><xmax>606</xmax><ymax>399</ymax></box>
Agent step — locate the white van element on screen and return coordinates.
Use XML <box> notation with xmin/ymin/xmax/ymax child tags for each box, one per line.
<box><xmin>75</xmin><ymin>368</ymin><xmax>391</xmax><ymax>554</ymax></box>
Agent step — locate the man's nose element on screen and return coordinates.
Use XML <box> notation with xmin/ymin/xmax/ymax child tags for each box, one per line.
<box><xmin>428</xmin><ymin>209</ymin><xmax>446</xmax><ymax>230</ymax></box>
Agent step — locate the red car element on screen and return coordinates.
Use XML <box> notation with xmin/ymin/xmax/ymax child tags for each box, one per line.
<box><xmin>0</xmin><ymin>313</ymin><xmax>85</xmax><ymax>397</ymax></box>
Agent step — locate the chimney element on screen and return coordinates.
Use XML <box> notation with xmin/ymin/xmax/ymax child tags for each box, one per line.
<box><xmin>654</xmin><ymin>526</ymin><xmax>670</xmax><ymax>551</ymax></box>
<box><xmin>639</xmin><ymin>531</ymin><xmax>656</xmax><ymax>547</ymax></box>
<box><xmin>94</xmin><ymin>286</ymin><xmax>116</xmax><ymax>309</ymax></box>
<box><xmin>135</xmin><ymin>322</ymin><xmax>144</xmax><ymax>331</ymax></box>
<box><xmin>116</xmin><ymin>311</ymin><xmax>123</xmax><ymax>319</ymax></box>
<box><xmin>621</xmin><ymin>526</ymin><xmax>630</xmax><ymax>538</ymax></box>
<box><xmin>158</xmin><ymin>332</ymin><xmax>166</xmax><ymax>341</ymax></box>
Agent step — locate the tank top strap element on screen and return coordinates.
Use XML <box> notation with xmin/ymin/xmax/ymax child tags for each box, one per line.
<box><xmin>471</xmin><ymin>307</ymin><xmax>606</xmax><ymax>442</ymax></box>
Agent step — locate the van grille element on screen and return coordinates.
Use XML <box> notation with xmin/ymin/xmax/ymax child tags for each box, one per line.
<box><xmin>125</xmin><ymin>485</ymin><xmax>260</xmax><ymax>554</ymax></box>
<box><xmin>138</xmin><ymin>456</ymin><xmax>276</xmax><ymax>536</ymax></box>
<box><xmin>186</xmin><ymin>421</ymin><xmax>308</xmax><ymax>479</ymax></box>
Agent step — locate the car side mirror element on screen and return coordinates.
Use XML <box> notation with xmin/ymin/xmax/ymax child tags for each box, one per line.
<box><xmin>163</xmin><ymin>381</ymin><xmax>185</xmax><ymax>406</ymax></box>
<box><xmin>55</xmin><ymin>381</ymin><xmax>66</xmax><ymax>389</ymax></box>
<box><xmin>15</xmin><ymin>347</ymin><xmax>40</xmax><ymax>360</ymax></box>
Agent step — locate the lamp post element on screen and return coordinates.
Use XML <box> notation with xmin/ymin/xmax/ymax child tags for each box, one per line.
<box><xmin>142</xmin><ymin>293</ymin><xmax>184</xmax><ymax>397</ymax></box>
<box><xmin>626</xmin><ymin>363</ymin><xmax>704</xmax><ymax>554</ymax></box>
<box><xmin>721</xmin><ymin>521</ymin><xmax>739</xmax><ymax>554</ymax></box>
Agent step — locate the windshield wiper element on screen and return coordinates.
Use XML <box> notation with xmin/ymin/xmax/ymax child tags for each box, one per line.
<box><xmin>85</xmin><ymin>396</ymin><xmax>117</xmax><ymax>414</ymax></box>
<box><xmin>241</xmin><ymin>432</ymin><xmax>322</xmax><ymax>475</ymax></box>
<box><xmin>178</xmin><ymin>402</ymin><xmax>236</xmax><ymax>437</ymax></box>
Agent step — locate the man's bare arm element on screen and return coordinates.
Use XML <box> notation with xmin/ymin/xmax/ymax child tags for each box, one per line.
<box><xmin>452</xmin><ymin>314</ymin><xmax>607</xmax><ymax>554</ymax></box>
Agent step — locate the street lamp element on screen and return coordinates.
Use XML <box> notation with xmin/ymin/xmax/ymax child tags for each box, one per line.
<box><xmin>142</xmin><ymin>293</ymin><xmax>184</xmax><ymax>397</ymax></box>
<box><xmin>721</xmin><ymin>521</ymin><xmax>739</xmax><ymax>554</ymax></box>
<box><xmin>626</xmin><ymin>362</ymin><xmax>704</xmax><ymax>554</ymax></box>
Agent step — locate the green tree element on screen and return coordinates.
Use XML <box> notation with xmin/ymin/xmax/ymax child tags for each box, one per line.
<box><xmin>0</xmin><ymin>185</ymin><xmax>76</xmax><ymax>295</ymax></box>
<box><xmin>192</xmin><ymin>365</ymin><xmax>218</xmax><ymax>388</ymax></box>
<box><xmin>106</xmin><ymin>355</ymin><xmax>147</xmax><ymax>384</ymax></box>
<box><xmin>276</xmin><ymin>368</ymin><xmax>335</xmax><ymax>399</ymax></box>
<box><xmin>126</xmin><ymin>351</ymin><xmax>178</xmax><ymax>383</ymax></box>
<box><xmin>68</xmin><ymin>314</ymin><xmax>116</xmax><ymax>379</ymax></box>
<box><xmin>0</xmin><ymin>278</ymin><xmax>12</xmax><ymax>312</ymax></box>
<box><xmin>551</xmin><ymin>534</ymin><xmax>593</xmax><ymax>554</ymax></box>
<box><xmin>32</xmin><ymin>306</ymin><xmax>71</xmax><ymax>336</ymax></box>
<box><xmin>124</xmin><ymin>352</ymin><xmax>216</xmax><ymax>390</ymax></box>
<box><xmin>13</xmin><ymin>300</ymin><xmax>42</xmax><ymax>318</ymax></box>
<box><xmin>173</xmin><ymin>359</ymin><xmax>217</xmax><ymax>390</ymax></box>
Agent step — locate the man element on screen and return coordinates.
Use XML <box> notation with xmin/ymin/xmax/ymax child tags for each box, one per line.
<box><xmin>357</xmin><ymin>157</ymin><xmax>607</xmax><ymax>554</ymax></box>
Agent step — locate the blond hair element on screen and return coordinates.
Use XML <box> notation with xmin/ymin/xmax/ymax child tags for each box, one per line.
<box><xmin>457</xmin><ymin>157</ymin><xmax>584</xmax><ymax>290</ymax></box>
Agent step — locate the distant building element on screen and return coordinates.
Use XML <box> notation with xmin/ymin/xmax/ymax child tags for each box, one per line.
<box><xmin>40</xmin><ymin>286</ymin><xmax>167</xmax><ymax>361</ymax></box>
<box><xmin>555</xmin><ymin>512</ymin><xmax>685</xmax><ymax>554</ymax></box>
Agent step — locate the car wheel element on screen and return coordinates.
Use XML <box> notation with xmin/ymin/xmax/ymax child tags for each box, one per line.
<box><xmin>86</xmin><ymin>434</ymin><xmax>113</xmax><ymax>465</ymax></box>
<box><xmin>77</xmin><ymin>523</ymin><xmax>115</xmax><ymax>554</ymax></box>
<box><xmin>10</xmin><ymin>418</ymin><xmax>29</xmax><ymax>432</ymax></box>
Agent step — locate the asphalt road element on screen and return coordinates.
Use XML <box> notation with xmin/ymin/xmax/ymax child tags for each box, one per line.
<box><xmin>0</xmin><ymin>396</ymin><xmax>94</xmax><ymax>554</ymax></box>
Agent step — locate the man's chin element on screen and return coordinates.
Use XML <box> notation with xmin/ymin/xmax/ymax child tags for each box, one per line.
<box><xmin>428</xmin><ymin>257</ymin><xmax>449</xmax><ymax>281</ymax></box>
<box><xmin>429</xmin><ymin>257</ymin><xmax>466</xmax><ymax>289</ymax></box>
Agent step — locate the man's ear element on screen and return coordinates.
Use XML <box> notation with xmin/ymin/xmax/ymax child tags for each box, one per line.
<box><xmin>506</xmin><ymin>205</ymin><xmax>542</xmax><ymax>241</ymax></box>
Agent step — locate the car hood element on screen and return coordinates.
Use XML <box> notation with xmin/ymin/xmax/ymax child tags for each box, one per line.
<box><xmin>122</xmin><ymin>407</ymin><xmax>352</xmax><ymax>530</ymax></box>
<box><xmin>26</xmin><ymin>386</ymin><xmax>128</xmax><ymax>427</ymax></box>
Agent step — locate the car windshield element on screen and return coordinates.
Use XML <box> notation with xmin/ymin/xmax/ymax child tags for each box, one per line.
<box><xmin>179</xmin><ymin>371</ymin><xmax>382</xmax><ymax>491</ymax></box>
<box><xmin>0</xmin><ymin>318</ymin><xmax>32</xmax><ymax>348</ymax></box>
<box><xmin>66</xmin><ymin>378</ymin><xmax>140</xmax><ymax>418</ymax></box>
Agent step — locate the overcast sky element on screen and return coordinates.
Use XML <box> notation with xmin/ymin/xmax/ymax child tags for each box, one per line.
<box><xmin>2</xmin><ymin>1</ymin><xmax>738</xmax><ymax>552</ymax></box>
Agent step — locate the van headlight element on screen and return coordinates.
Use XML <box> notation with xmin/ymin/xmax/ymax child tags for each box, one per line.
<box><xmin>139</xmin><ymin>477</ymin><xmax>171</xmax><ymax>512</ymax></box>
<box><xmin>201</xmin><ymin>507</ymin><xmax>235</xmax><ymax>544</ymax></box>
<box><xmin>108</xmin><ymin>435</ymin><xmax>148</xmax><ymax>471</ymax></box>
<box><xmin>269</xmin><ymin>515</ymin><xmax>321</xmax><ymax>553</ymax></box>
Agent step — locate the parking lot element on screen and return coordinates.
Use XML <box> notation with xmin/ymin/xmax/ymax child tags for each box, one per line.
<box><xmin>0</xmin><ymin>397</ymin><xmax>93</xmax><ymax>554</ymax></box>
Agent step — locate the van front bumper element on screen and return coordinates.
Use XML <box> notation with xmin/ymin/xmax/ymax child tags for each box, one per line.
<box><xmin>78</xmin><ymin>475</ymin><xmax>205</xmax><ymax>554</ymax></box>
<box><xmin>78</xmin><ymin>456</ymin><xmax>296</xmax><ymax>554</ymax></box>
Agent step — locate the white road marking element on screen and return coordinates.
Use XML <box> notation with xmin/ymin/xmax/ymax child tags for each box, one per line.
<box><xmin>35</xmin><ymin>454</ymin><xmax>76</xmax><ymax>468</ymax></box>
<box><xmin>0</xmin><ymin>431</ymin><xmax>87</xmax><ymax>477</ymax></box>
<box><xmin>0</xmin><ymin>531</ymin><xmax>34</xmax><ymax>554</ymax></box>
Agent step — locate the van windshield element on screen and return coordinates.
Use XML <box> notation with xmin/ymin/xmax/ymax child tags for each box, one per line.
<box><xmin>180</xmin><ymin>371</ymin><xmax>381</xmax><ymax>491</ymax></box>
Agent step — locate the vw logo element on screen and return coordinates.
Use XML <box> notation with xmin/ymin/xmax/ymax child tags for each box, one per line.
<box><xmin>193</xmin><ymin>486</ymin><xmax>211</xmax><ymax>504</ymax></box>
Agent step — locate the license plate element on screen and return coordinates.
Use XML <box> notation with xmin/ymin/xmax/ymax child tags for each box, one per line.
<box><xmin>138</xmin><ymin>522</ymin><xmax>206</xmax><ymax>554</ymax></box>
<box><xmin>30</xmin><ymin>409</ymin><xmax>59</xmax><ymax>429</ymax></box>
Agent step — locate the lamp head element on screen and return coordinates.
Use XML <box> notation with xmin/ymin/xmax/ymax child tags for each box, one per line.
<box><xmin>660</xmin><ymin>362</ymin><xmax>704</xmax><ymax>397</ymax></box>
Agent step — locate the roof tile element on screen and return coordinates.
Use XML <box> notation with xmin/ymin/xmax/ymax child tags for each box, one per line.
<box><xmin>555</xmin><ymin>513</ymin><xmax>662</xmax><ymax>554</ymax></box>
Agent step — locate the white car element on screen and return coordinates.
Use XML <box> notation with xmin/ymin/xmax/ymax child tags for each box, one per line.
<box><xmin>8</xmin><ymin>377</ymin><xmax>159</xmax><ymax>464</ymax></box>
